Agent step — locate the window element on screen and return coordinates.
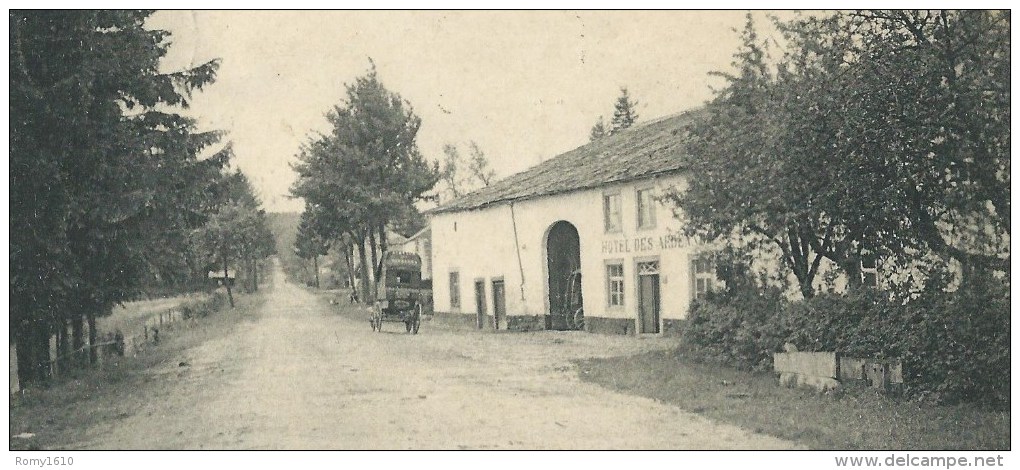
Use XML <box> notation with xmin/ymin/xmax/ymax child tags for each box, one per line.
<box><xmin>389</xmin><ymin>270</ymin><xmax>416</xmax><ymax>286</ymax></box>
<box><xmin>638</xmin><ymin>260</ymin><xmax>660</xmax><ymax>275</ymax></box>
<box><xmin>692</xmin><ymin>257</ymin><xmax>715</xmax><ymax>300</ymax></box>
<box><xmin>861</xmin><ymin>253</ymin><xmax>879</xmax><ymax>288</ymax></box>
<box><xmin>636</xmin><ymin>188</ymin><xmax>657</xmax><ymax>229</ymax></box>
<box><xmin>603</xmin><ymin>193</ymin><xmax>622</xmax><ymax>232</ymax></box>
<box><xmin>607</xmin><ymin>263</ymin><xmax>625</xmax><ymax>307</ymax></box>
<box><xmin>449</xmin><ymin>272</ymin><xmax>461</xmax><ymax>309</ymax></box>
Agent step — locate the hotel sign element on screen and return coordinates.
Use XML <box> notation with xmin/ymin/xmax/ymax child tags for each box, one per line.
<box><xmin>601</xmin><ymin>233</ymin><xmax>689</xmax><ymax>255</ymax></box>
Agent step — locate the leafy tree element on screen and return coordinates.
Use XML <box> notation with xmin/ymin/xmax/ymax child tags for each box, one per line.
<box><xmin>193</xmin><ymin>202</ymin><xmax>244</xmax><ymax>308</ymax></box>
<box><xmin>194</xmin><ymin>170</ymin><xmax>275</xmax><ymax>305</ymax></box>
<box><xmin>240</xmin><ymin>210</ymin><xmax>276</xmax><ymax>293</ymax></box>
<box><xmin>294</xmin><ymin>208</ymin><xmax>330</xmax><ymax>288</ymax></box>
<box><xmin>291</xmin><ymin>62</ymin><xmax>440</xmax><ymax>302</ymax></box>
<box><xmin>813</xmin><ymin>11</ymin><xmax>1010</xmax><ymax>277</ymax></box>
<box><xmin>10</xmin><ymin>10</ymin><xmax>226</xmax><ymax>382</ymax></box>
<box><xmin>662</xmin><ymin>14</ymin><xmax>832</xmax><ymax>299</ymax></box>
<box><xmin>466</xmin><ymin>141</ymin><xmax>496</xmax><ymax>187</ymax></box>
<box><xmin>766</xmin><ymin>10</ymin><xmax>1011</xmax><ymax>285</ymax></box>
<box><xmin>663</xmin><ymin>11</ymin><xmax>1009</xmax><ymax>298</ymax></box>
<box><xmin>438</xmin><ymin>140</ymin><xmax>495</xmax><ymax>201</ymax></box>
<box><xmin>439</xmin><ymin>143</ymin><xmax>467</xmax><ymax>199</ymax></box>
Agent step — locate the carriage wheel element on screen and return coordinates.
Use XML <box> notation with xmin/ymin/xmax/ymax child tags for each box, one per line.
<box><xmin>572</xmin><ymin>307</ymin><xmax>585</xmax><ymax>331</ymax></box>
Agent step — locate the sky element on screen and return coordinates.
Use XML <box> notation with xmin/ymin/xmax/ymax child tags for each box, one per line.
<box><xmin>148</xmin><ymin>11</ymin><xmax>788</xmax><ymax>213</ymax></box>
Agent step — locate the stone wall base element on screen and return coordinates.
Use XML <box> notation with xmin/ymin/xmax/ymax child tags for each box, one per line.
<box><xmin>584</xmin><ymin>316</ymin><xmax>636</xmax><ymax>335</ymax></box>
<box><xmin>431</xmin><ymin>312</ymin><xmax>686</xmax><ymax>338</ymax></box>
<box><xmin>507</xmin><ymin>315</ymin><xmax>545</xmax><ymax>332</ymax></box>
<box><xmin>662</xmin><ymin>318</ymin><xmax>685</xmax><ymax>337</ymax></box>
<box><xmin>431</xmin><ymin>311</ymin><xmax>478</xmax><ymax>329</ymax></box>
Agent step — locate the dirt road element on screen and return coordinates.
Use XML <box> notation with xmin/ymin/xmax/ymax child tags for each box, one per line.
<box><xmin>71</xmin><ymin>260</ymin><xmax>796</xmax><ymax>450</ymax></box>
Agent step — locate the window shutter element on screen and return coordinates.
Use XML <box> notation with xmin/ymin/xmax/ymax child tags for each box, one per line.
<box><xmin>650</xmin><ymin>194</ymin><xmax>657</xmax><ymax>227</ymax></box>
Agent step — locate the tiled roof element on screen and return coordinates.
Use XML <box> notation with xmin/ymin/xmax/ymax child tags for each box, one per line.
<box><xmin>429</xmin><ymin>108</ymin><xmax>704</xmax><ymax>214</ymax></box>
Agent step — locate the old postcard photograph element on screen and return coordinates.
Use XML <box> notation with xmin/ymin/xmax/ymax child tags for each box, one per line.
<box><xmin>8</xmin><ymin>8</ymin><xmax>1011</xmax><ymax>462</ymax></box>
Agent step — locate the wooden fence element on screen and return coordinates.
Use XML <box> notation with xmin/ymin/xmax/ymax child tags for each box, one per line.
<box><xmin>11</xmin><ymin>292</ymin><xmax>224</xmax><ymax>394</ymax></box>
<box><xmin>44</xmin><ymin>307</ymin><xmax>186</xmax><ymax>377</ymax></box>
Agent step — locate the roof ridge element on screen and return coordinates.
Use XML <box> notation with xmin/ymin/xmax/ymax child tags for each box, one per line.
<box><xmin>429</xmin><ymin>107</ymin><xmax>704</xmax><ymax>215</ymax></box>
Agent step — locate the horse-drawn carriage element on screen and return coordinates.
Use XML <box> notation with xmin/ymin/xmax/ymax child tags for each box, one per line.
<box><xmin>369</xmin><ymin>251</ymin><xmax>431</xmax><ymax>334</ymax></box>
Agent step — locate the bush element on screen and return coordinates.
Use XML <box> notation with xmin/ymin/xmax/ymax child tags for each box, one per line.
<box><xmin>902</xmin><ymin>279</ymin><xmax>1010</xmax><ymax>406</ymax></box>
<box><xmin>681</xmin><ymin>280</ymin><xmax>1010</xmax><ymax>407</ymax></box>
<box><xmin>178</xmin><ymin>291</ymin><xmax>226</xmax><ymax>319</ymax></box>
<box><xmin>681</xmin><ymin>290</ymin><xmax>787</xmax><ymax>371</ymax></box>
<box><xmin>781</xmin><ymin>290</ymin><xmax>912</xmax><ymax>359</ymax></box>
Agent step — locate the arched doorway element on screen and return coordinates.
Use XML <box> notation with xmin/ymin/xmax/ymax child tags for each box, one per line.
<box><xmin>546</xmin><ymin>221</ymin><xmax>583</xmax><ymax>330</ymax></box>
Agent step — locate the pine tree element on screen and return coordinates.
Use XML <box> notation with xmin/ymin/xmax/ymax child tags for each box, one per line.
<box><xmin>10</xmin><ymin>10</ymin><xmax>228</xmax><ymax>383</ymax></box>
<box><xmin>588</xmin><ymin>88</ymin><xmax>639</xmax><ymax>142</ymax></box>
<box><xmin>589</xmin><ymin>117</ymin><xmax>608</xmax><ymax>142</ymax></box>
<box><xmin>610</xmin><ymin>87</ymin><xmax>639</xmax><ymax>133</ymax></box>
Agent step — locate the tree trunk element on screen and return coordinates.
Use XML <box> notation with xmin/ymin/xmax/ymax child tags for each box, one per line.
<box><xmin>798</xmin><ymin>277</ymin><xmax>816</xmax><ymax>299</ymax></box>
<box><xmin>55</xmin><ymin>317</ymin><xmax>69</xmax><ymax>376</ymax></box>
<box><xmin>376</xmin><ymin>223</ymin><xmax>388</xmax><ymax>283</ymax></box>
<box><xmin>357</xmin><ymin>235</ymin><xmax>372</xmax><ymax>303</ymax></box>
<box><xmin>377</xmin><ymin>223</ymin><xmax>387</xmax><ymax>252</ymax></box>
<box><xmin>223</xmin><ymin>250</ymin><xmax>234</xmax><ymax>308</ymax></box>
<box><xmin>248</xmin><ymin>258</ymin><xmax>255</xmax><ymax>293</ymax></box>
<box><xmin>16</xmin><ymin>319</ymin><xmax>52</xmax><ymax>384</ymax></box>
<box><xmin>87</xmin><ymin>309</ymin><xmax>98</xmax><ymax>366</ymax></box>
<box><xmin>71</xmin><ymin>314</ymin><xmax>85</xmax><ymax>369</ymax></box>
<box><xmin>368</xmin><ymin>228</ymin><xmax>378</xmax><ymax>301</ymax></box>
<box><xmin>253</xmin><ymin>259</ymin><xmax>259</xmax><ymax>291</ymax></box>
<box><xmin>344</xmin><ymin>243</ymin><xmax>357</xmax><ymax>292</ymax></box>
<box><xmin>313</xmin><ymin>255</ymin><xmax>319</xmax><ymax>288</ymax></box>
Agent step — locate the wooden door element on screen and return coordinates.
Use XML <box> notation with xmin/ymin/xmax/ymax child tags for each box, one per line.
<box><xmin>492</xmin><ymin>280</ymin><xmax>506</xmax><ymax>330</ymax></box>
<box><xmin>638</xmin><ymin>261</ymin><xmax>660</xmax><ymax>334</ymax></box>
<box><xmin>474</xmin><ymin>280</ymin><xmax>486</xmax><ymax>329</ymax></box>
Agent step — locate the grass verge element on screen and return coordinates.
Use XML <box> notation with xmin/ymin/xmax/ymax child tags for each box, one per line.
<box><xmin>576</xmin><ymin>350</ymin><xmax>1009</xmax><ymax>450</ymax></box>
<box><xmin>9</xmin><ymin>291</ymin><xmax>266</xmax><ymax>450</ymax></box>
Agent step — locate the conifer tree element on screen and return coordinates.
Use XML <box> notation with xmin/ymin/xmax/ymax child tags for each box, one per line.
<box><xmin>10</xmin><ymin>10</ymin><xmax>228</xmax><ymax>382</ymax></box>
<box><xmin>609</xmin><ymin>87</ymin><xmax>639</xmax><ymax>133</ymax></box>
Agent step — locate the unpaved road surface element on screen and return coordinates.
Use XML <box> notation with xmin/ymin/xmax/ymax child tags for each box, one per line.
<box><xmin>70</xmin><ymin>260</ymin><xmax>796</xmax><ymax>450</ymax></box>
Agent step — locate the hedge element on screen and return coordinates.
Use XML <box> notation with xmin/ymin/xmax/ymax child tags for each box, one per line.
<box><xmin>680</xmin><ymin>280</ymin><xmax>1010</xmax><ymax>407</ymax></box>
